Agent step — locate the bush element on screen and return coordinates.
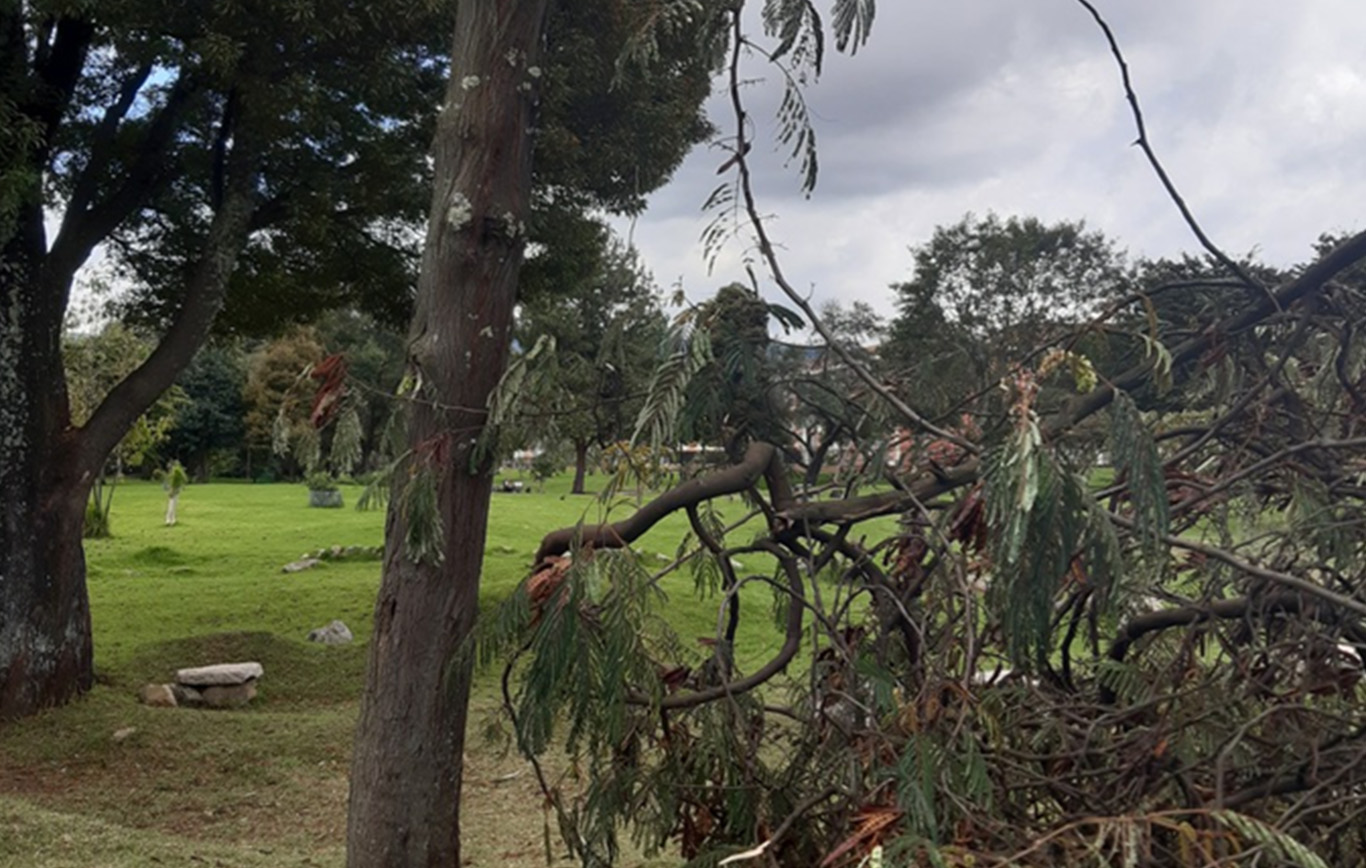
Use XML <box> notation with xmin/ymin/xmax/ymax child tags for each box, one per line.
<box><xmin>304</xmin><ymin>471</ymin><xmax>339</xmax><ymax>492</ymax></box>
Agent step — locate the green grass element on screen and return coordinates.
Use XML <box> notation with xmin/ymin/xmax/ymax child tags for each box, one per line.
<box><xmin>0</xmin><ymin>474</ymin><xmax>784</xmax><ymax>867</ymax></box>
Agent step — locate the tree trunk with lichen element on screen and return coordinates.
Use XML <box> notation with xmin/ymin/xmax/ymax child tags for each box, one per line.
<box><xmin>0</xmin><ymin>248</ymin><xmax>94</xmax><ymax>719</ymax></box>
<box><xmin>344</xmin><ymin>2</ymin><xmax>551</xmax><ymax>865</ymax></box>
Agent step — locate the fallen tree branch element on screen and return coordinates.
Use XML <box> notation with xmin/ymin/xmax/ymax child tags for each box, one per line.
<box><xmin>1108</xmin><ymin>592</ymin><xmax>1366</xmax><ymax>668</ymax></box>
<box><xmin>533</xmin><ymin>441</ymin><xmax>776</xmax><ymax>564</ymax></box>
<box><xmin>636</xmin><ymin>541</ymin><xmax>806</xmax><ymax>711</ymax></box>
<box><xmin>1105</xmin><ymin>510</ymin><xmax>1366</xmax><ymax>620</ymax></box>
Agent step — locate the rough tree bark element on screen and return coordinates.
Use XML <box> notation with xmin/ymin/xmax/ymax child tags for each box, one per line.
<box><xmin>0</xmin><ymin>240</ymin><xmax>91</xmax><ymax>716</ymax></box>
<box><xmin>345</xmin><ymin>2</ymin><xmax>551</xmax><ymax>865</ymax></box>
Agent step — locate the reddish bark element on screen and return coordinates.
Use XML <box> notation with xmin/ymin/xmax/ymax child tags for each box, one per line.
<box><xmin>344</xmin><ymin>2</ymin><xmax>551</xmax><ymax>865</ymax></box>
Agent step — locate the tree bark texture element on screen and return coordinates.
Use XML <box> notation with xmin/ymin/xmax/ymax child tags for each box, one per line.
<box><xmin>345</xmin><ymin>2</ymin><xmax>550</xmax><ymax>865</ymax></box>
<box><xmin>0</xmin><ymin>242</ymin><xmax>91</xmax><ymax>719</ymax></box>
<box><xmin>572</xmin><ymin>439</ymin><xmax>589</xmax><ymax>495</ymax></box>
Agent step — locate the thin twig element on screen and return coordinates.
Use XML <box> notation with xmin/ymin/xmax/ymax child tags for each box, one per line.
<box><xmin>1074</xmin><ymin>0</ymin><xmax>1274</xmax><ymax>307</ymax></box>
<box><xmin>722</xmin><ymin>9</ymin><xmax>979</xmax><ymax>455</ymax></box>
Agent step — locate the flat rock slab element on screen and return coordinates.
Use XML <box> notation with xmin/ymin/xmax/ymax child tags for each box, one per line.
<box><xmin>175</xmin><ymin>662</ymin><xmax>264</xmax><ymax>686</ymax></box>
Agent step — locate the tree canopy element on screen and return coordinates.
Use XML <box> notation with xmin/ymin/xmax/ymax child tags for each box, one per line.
<box><xmin>0</xmin><ymin>0</ymin><xmax>719</xmax><ymax>721</ymax></box>
<box><xmin>516</xmin><ymin>224</ymin><xmax>666</xmax><ymax>492</ymax></box>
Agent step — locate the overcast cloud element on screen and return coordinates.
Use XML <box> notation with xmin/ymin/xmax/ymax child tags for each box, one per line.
<box><xmin>613</xmin><ymin>1</ymin><xmax>1366</xmax><ymax>320</ymax></box>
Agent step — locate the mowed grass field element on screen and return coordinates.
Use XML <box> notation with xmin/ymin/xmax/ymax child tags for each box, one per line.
<box><xmin>0</xmin><ymin>475</ymin><xmax>789</xmax><ymax>868</ymax></box>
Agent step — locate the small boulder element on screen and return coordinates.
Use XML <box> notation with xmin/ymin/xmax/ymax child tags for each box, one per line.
<box><xmin>175</xmin><ymin>661</ymin><xmax>264</xmax><ymax>686</ymax></box>
<box><xmin>307</xmin><ymin>619</ymin><xmax>354</xmax><ymax>645</ymax></box>
<box><xmin>112</xmin><ymin>727</ymin><xmax>138</xmax><ymax>742</ymax></box>
<box><xmin>139</xmin><ymin>683</ymin><xmax>177</xmax><ymax>707</ymax></box>
<box><xmin>201</xmin><ymin>681</ymin><xmax>258</xmax><ymax>709</ymax></box>
<box><xmin>169</xmin><ymin>683</ymin><xmax>206</xmax><ymax>707</ymax></box>
<box><xmin>282</xmin><ymin>557</ymin><xmax>321</xmax><ymax>573</ymax></box>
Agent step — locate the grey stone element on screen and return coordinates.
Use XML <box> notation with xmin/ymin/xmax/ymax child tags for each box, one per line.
<box><xmin>112</xmin><ymin>727</ymin><xmax>138</xmax><ymax>742</ymax></box>
<box><xmin>201</xmin><ymin>681</ymin><xmax>258</xmax><ymax>708</ymax></box>
<box><xmin>309</xmin><ymin>489</ymin><xmax>343</xmax><ymax>508</ymax></box>
<box><xmin>139</xmin><ymin>683</ymin><xmax>177</xmax><ymax>707</ymax></box>
<box><xmin>175</xmin><ymin>661</ymin><xmax>264</xmax><ymax>686</ymax></box>
<box><xmin>282</xmin><ymin>557</ymin><xmax>321</xmax><ymax>573</ymax></box>
<box><xmin>307</xmin><ymin>619</ymin><xmax>354</xmax><ymax>645</ymax></box>
<box><xmin>170</xmin><ymin>683</ymin><xmax>205</xmax><ymax>706</ymax></box>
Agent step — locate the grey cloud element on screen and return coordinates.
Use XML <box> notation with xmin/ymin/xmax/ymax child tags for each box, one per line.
<box><xmin>616</xmin><ymin>1</ymin><xmax>1366</xmax><ymax>317</ymax></box>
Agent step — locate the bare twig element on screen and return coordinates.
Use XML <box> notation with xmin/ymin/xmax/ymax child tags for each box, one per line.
<box><xmin>1074</xmin><ymin>0</ymin><xmax>1271</xmax><ymax>304</ymax></box>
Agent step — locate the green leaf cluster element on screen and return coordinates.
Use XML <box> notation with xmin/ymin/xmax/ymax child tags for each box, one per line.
<box><xmin>983</xmin><ymin>428</ymin><xmax>1123</xmax><ymax>669</ymax></box>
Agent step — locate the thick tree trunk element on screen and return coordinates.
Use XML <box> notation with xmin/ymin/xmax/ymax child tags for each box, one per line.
<box><xmin>572</xmin><ymin>439</ymin><xmax>589</xmax><ymax>494</ymax></box>
<box><xmin>345</xmin><ymin>2</ymin><xmax>550</xmax><ymax>865</ymax></box>
<box><xmin>0</xmin><ymin>468</ymin><xmax>91</xmax><ymax>719</ymax></box>
<box><xmin>0</xmin><ymin>259</ymin><xmax>92</xmax><ymax>718</ymax></box>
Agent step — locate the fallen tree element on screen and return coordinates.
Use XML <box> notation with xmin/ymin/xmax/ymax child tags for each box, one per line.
<box><xmin>488</xmin><ymin>4</ymin><xmax>1366</xmax><ymax>866</ymax></box>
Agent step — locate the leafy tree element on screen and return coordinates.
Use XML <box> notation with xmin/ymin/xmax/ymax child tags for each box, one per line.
<box><xmin>885</xmin><ymin>213</ymin><xmax>1128</xmax><ymax>419</ymax></box>
<box><xmin>0</xmin><ymin>0</ymin><xmax>455</xmax><ymax>719</ymax></box>
<box><xmin>0</xmin><ymin>0</ymin><xmax>715</xmax><ymax>721</ymax></box>
<box><xmin>241</xmin><ymin>328</ymin><xmax>325</xmax><ymax>480</ymax></box>
<box><xmin>680</xmin><ymin>282</ymin><xmax>794</xmax><ymax>458</ymax></box>
<box><xmin>517</xmin><ymin>226</ymin><xmax>666</xmax><ymax>494</ymax></box>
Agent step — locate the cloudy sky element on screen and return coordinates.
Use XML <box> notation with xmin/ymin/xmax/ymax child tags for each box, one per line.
<box><xmin>612</xmin><ymin>1</ymin><xmax>1366</xmax><ymax>320</ymax></box>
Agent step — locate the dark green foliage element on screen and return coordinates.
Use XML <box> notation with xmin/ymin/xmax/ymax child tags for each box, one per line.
<box><xmin>399</xmin><ymin>459</ymin><xmax>443</xmax><ymax>566</ymax></box>
<box><xmin>884</xmin><ymin>213</ymin><xmax>1127</xmax><ymax>418</ymax></box>
<box><xmin>515</xmin><ymin>227</ymin><xmax>666</xmax><ymax>467</ymax></box>
<box><xmin>983</xmin><ymin>434</ymin><xmax>1122</xmax><ymax>669</ymax></box>
<box><xmin>1108</xmin><ymin>390</ymin><xmax>1169</xmax><ymax>555</ymax></box>
<box><xmin>633</xmin><ymin>325</ymin><xmax>712</xmax><ymax>450</ymax></box>
<box><xmin>85</xmin><ymin>0</ymin><xmax>714</xmax><ymax>337</ymax></box>
<box><xmin>165</xmin><ymin>344</ymin><xmax>246</xmax><ymax>479</ymax></box>
<box><xmin>489</xmin><ymin>547</ymin><xmax>804</xmax><ymax>866</ymax></box>
<box><xmin>32</xmin><ymin>0</ymin><xmax>456</xmax><ymax>334</ymax></box>
<box><xmin>681</xmin><ymin>284</ymin><xmax>790</xmax><ymax>455</ymax></box>
<box><xmin>536</xmin><ymin>0</ymin><xmax>716</xmax><ymax>216</ymax></box>
<box><xmin>894</xmin><ymin>213</ymin><xmax>1125</xmax><ymax>341</ymax></box>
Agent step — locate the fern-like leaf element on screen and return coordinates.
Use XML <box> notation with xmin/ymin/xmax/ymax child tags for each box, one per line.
<box><xmin>831</xmin><ymin>0</ymin><xmax>876</xmax><ymax>56</ymax></box>
<box><xmin>1212</xmin><ymin>810</ymin><xmax>1330</xmax><ymax>868</ymax></box>
<box><xmin>632</xmin><ymin>326</ymin><xmax>713</xmax><ymax>449</ymax></box>
<box><xmin>1109</xmin><ymin>390</ymin><xmax>1169</xmax><ymax>556</ymax></box>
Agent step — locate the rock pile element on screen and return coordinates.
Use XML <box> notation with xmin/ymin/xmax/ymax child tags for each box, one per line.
<box><xmin>139</xmin><ymin>661</ymin><xmax>263</xmax><ymax>709</ymax></box>
<box><xmin>282</xmin><ymin>544</ymin><xmax>383</xmax><ymax>573</ymax></box>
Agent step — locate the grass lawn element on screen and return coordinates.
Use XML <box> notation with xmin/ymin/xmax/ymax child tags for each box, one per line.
<box><xmin>0</xmin><ymin>474</ymin><xmax>786</xmax><ymax>868</ymax></box>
